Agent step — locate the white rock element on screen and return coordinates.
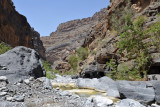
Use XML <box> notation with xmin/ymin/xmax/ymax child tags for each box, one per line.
<box><xmin>24</xmin><ymin>79</ymin><xmax>30</xmax><ymax>85</ymax></box>
<box><xmin>151</xmin><ymin>104</ymin><xmax>160</xmax><ymax>107</ymax></box>
<box><xmin>29</xmin><ymin>77</ymin><xmax>34</xmax><ymax>81</ymax></box>
<box><xmin>0</xmin><ymin>92</ymin><xmax>7</xmax><ymax>96</ymax></box>
<box><xmin>6</xmin><ymin>97</ymin><xmax>13</xmax><ymax>101</ymax></box>
<box><xmin>17</xmin><ymin>83</ymin><xmax>21</xmax><ymax>86</ymax></box>
<box><xmin>93</xmin><ymin>95</ymin><xmax>113</xmax><ymax>107</ymax></box>
<box><xmin>0</xmin><ymin>76</ymin><xmax>7</xmax><ymax>81</ymax></box>
<box><xmin>60</xmin><ymin>91</ymin><xmax>72</xmax><ymax>97</ymax></box>
<box><xmin>116</xmin><ymin>99</ymin><xmax>145</xmax><ymax>107</ymax></box>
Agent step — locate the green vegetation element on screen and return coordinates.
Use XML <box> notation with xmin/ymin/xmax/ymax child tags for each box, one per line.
<box><xmin>68</xmin><ymin>54</ymin><xmax>79</xmax><ymax>71</ymax></box>
<box><xmin>109</xmin><ymin>0</ymin><xmax>135</xmax><ymax>32</ymax></box>
<box><xmin>106</xmin><ymin>15</ymin><xmax>160</xmax><ymax>80</ymax></box>
<box><xmin>68</xmin><ymin>47</ymin><xmax>88</xmax><ymax>75</ymax></box>
<box><xmin>106</xmin><ymin>58</ymin><xmax>117</xmax><ymax>80</ymax></box>
<box><xmin>42</xmin><ymin>60</ymin><xmax>59</xmax><ymax>79</ymax></box>
<box><xmin>77</xmin><ymin>47</ymin><xmax>88</xmax><ymax>60</ymax></box>
<box><xmin>0</xmin><ymin>42</ymin><xmax>12</xmax><ymax>55</ymax></box>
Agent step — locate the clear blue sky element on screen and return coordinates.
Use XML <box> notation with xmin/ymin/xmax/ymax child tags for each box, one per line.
<box><xmin>12</xmin><ymin>0</ymin><xmax>110</xmax><ymax>36</ymax></box>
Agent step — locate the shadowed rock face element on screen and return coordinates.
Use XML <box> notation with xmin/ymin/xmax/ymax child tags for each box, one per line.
<box><xmin>0</xmin><ymin>0</ymin><xmax>45</xmax><ymax>59</ymax></box>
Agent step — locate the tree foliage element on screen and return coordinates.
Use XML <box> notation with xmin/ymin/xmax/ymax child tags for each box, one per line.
<box><xmin>107</xmin><ymin>15</ymin><xmax>160</xmax><ymax>80</ymax></box>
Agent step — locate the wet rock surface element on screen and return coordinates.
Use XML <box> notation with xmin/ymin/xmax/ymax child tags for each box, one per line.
<box><xmin>53</xmin><ymin>75</ymin><xmax>160</xmax><ymax>107</ymax></box>
<box><xmin>77</xmin><ymin>76</ymin><xmax>120</xmax><ymax>98</ymax></box>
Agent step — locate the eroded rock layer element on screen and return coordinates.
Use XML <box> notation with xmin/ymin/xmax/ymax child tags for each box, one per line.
<box><xmin>0</xmin><ymin>0</ymin><xmax>45</xmax><ymax>59</ymax></box>
<box><xmin>41</xmin><ymin>8</ymin><xmax>107</xmax><ymax>68</ymax></box>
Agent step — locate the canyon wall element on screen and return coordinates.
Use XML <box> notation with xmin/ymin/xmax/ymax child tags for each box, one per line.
<box><xmin>41</xmin><ymin>8</ymin><xmax>107</xmax><ymax>68</ymax></box>
<box><xmin>0</xmin><ymin>0</ymin><xmax>45</xmax><ymax>59</ymax></box>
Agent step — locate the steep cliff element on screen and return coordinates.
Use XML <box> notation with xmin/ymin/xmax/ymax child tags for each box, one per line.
<box><xmin>0</xmin><ymin>0</ymin><xmax>45</xmax><ymax>59</ymax></box>
<box><xmin>41</xmin><ymin>8</ymin><xmax>107</xmax><ymax>69</ymax></box>
<box><xmin>79</xmin><ymin>0</ymin><xmax>160</xmax><ymax>79</ymax></box>
<box><xmin>41</xmin><ymin>0</ymin><xmax>160</xmax><ymax>77</ymax></box>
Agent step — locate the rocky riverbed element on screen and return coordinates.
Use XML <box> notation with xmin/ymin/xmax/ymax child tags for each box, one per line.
<box><xmin>51</xmin><ymin>74</ymin><xmax>160</xmax><ymax>107</ymax></box>
<box><xmin>1</xmin><ymin>74</ymin><xmax>160</xmax><ymax>107</ymax></box>
<box><xmin>0</xmin><ymin>46</ymin><xmax>160</xmax><ymax>107</ymax></box>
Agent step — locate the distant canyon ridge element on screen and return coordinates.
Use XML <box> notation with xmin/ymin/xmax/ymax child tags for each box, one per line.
<box><xmin>41</xmin><ymin>8</ymin><xmax>108</xmax><ymax>69</ymax></box>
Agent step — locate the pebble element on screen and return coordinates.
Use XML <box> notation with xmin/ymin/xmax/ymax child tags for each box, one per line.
<box><xmin>13</xmin><ymin>96</ymin><xmax>24</xmax><ymax>102</ymax></box>
<box><xmin>0</xmin><ymin>76</ymin><xmax>7</xmax><ymax>81</ymax></box>
<box><xmin>6</xmin><ymin>97</ymin><xmax>13</xmax><ymax>101</ymax></box>
<box><xmin>151</xmin><ymin>104</ymin><xmax>160</xmax><ymax>107</ymax></box>
<box><xmin>16</xmin><ymin>83</ymin><xmax>21</xmax><ymax>86</ymax></box>
<box><xmin>0</xmin><ymin>92</ymin><xmax>7</xmax><ymax>96</ymax></box>
<box><xmin>29</xmin><ymin>77</ymin><xmax>34</xmax><ymax>81</ymax></box>
<box><xmin>18</xmin><ymin>79</ymin><xmax>23</xmax><ymax>83</ymax></box>
<box><xmin>0</xmin><ymin>87</ymin><xmax>7</xmax><ymax>91</ymax></box>
<box><xmin>24</xmin><ymin>79</ymin><xmax>30</xmax><ymax>85</ymax></box>
<box><xmin>60</xmin><ymin>91</ymin><xmax>72</xmax><ymax>97</ymax></box>
<box><xmin>56</xmin><ymin>87</ymin><xmax>60</xmax><ymax>90</ymax></box>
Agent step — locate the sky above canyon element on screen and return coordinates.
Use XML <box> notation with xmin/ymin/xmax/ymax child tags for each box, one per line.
<box><xmin>12</xmin><ymin>0</ymin><xmax>110</xmax><ymax>36</ymax></box>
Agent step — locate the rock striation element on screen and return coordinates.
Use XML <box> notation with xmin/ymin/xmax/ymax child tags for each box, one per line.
<box><xmin>77</xmin><ymin>0</ymin><xmax>160</xmax><ymax>78</ymax></box>
<box><xmin>0</xmin><ymin>0</ymin><xmax>45</xmax><ymax>59</ymax></box>
<box><xmin>41</xmin><ymin>8</ymin><xmax>107</xmax><ymax>69</ymax></box>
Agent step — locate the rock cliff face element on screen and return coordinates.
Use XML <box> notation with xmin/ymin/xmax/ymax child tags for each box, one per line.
<box><xmin>42</xmin><ymin>0</ymin><xmax>160</xmax><ymax>75</ymax></box>
<box><xmin>41</xmin><ymin>8</ymin><xmax>107</xmax><ymax>68</ymax></box>
<box><xmin>0</xmin><ymin>0</ymin><xmax>45</xmax><ymax>59</ymax></box>
<box><xmin>79</xmin><ymin>0</ymin><xmax>160</xmax><ymax>78</ymax></box>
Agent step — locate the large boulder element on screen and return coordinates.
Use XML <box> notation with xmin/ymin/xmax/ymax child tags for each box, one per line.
<box><xmin>96</xmin><ymin>48</ymin><xmax>117</xmax><ymax>64</ymax></box>
<box><xmin>76</xmin><ymin>78</ymin><xmax>99</xmax><ymax>89</ymax></box>
<box><xmin>152</xmin><ymin>81</ymin><xmax>160</xmax><ymax>104</ymax></box>
<box><xmin>92</xmin><ymin>95</ymin><xmax>113</xmax><ymax>107</ymax></box>
<box><xmin>0</xmin><ymin>46</ymin><xmax>45</xmax><ymax>83</ymax></box>
<box><xmin>116</xmin><ymin>80</ymin><xmax>155</xmax><ymax>104</ymax></box>
<box><xmin>116</xmin><ymin>99</ymin><xmax>145</xmax><ymax>107</ymax></box>
<box><xmin>98</xmin><ymin>77</ymin><xmax>120</xmax><ymax>98</ymax></box>
<box><xmin>77</xmin><ymin>76</ymin><xmax>120</xmax><ymax>98</ymax></box>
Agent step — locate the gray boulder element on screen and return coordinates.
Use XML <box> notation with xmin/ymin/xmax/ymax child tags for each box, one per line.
<box><xmin>116</xmin><ymin>99</ymin><xmax>145</xmax><ymax>107</ymax></box>
<box><xmin>152</xmin><ymin>81</ymin><xmax>160</xmax><ymax>104</ymax></box>
<box><xmin>92</xmin><ymin>95</ymin><xmax>113</xmax><ymax>107</ymax></box>
<box><xmin>77</xmin><ymin>76</ymin><xmax>120</xmax><ymax>98</ymax></box>
<box><xmin>0</xmin><ymin>76</ymin><xmax>8</xmax><ymax>88</ymax></box>
<box><xmin>98</xmin><ymin>77</ymin><xmax>120</xmax><ymax>98</ymax></box>
<box><xmin>116</xmin><ymin>80</ymin><xmax>155</xmax><ymax>104</ymax></box>
<box><xmin>77</xmin><ymin>78</ymin><xmax>99</xmax><ymax>89</ymax></box>
<box><xmin>0</xmin><ymin>46</ymin><xmax>45</xmax><ymax>83</ymax></box>
<box><xmin>38</xmin><ymin>77</ymin><xmax>53</xmax><ymax>90</ymax></box>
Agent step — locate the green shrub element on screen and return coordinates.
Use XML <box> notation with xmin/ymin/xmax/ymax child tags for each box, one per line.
<box><xmin>0</xmin><ymin>42</ymin><xmax>12</xmax><ymax>55</ymax></box>
<box><xmin>63</xmin><ymin>69</ymin><xmax>77</xmax><ymax>76</ymax></box>
<box><xmin>42</xmin><ymin>60</ymin><xmax>59</xmax><ymax>79</ymax></box>
<box><xmin>68</xmin><ymin>47</ymin><xmax>88</xmax><ymax>72</ymax></box>
<box><xmin>68</xmin><ymin>54</ymin><xmax>78</xmax><ymax>71</ymax></box>
<box><xmin>77</xmin><ymin>47</ymin><xmax>88</xmax><ymax>60</ymax></box>
<box><xmin>117</xmin><ymin>15</ymin><xmax>150</xmax><ymax>80</ymax></box>
<box><xmin>109</xmin><ymin>0</ymin><xmax>135</xmax><ymax>32</ymax></box>
<box><xmin>106</xmin><ymin>58</ymin><xmax>117</xmax><ymax>80</ymax></box>
<box><xmin>108</xmin><ymin>15</ymin><xmax>160</xmax><ymax>80</ymax></box>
